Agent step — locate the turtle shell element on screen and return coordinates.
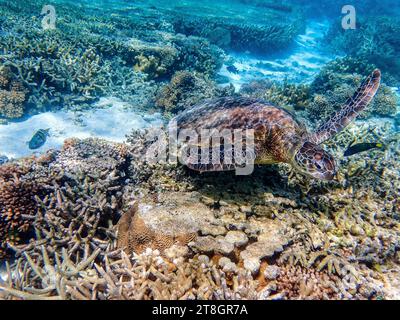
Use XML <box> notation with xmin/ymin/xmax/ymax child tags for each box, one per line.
<box><xmin>170</xmin><ymin>97</ymin><xmax>306</xmax><ymax>172</ymax></box>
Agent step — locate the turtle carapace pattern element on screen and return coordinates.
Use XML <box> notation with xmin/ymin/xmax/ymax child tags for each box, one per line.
<box><xmin>172</xmin><ymin>69</ymin><xmax>381</xmax><ymax>180</ymax></box>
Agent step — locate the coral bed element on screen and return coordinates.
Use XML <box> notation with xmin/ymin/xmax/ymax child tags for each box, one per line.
<box><xmin>0</xmin><ymin>66</ymin><xmax>27</xmax><ymax>119</ymax></box>
<box><xmin>325</xmin><ymin>16</ymin><xmax>400</xmax><ymax>86</ymax></box>
<box><xmin>1</xmin><ymin>115</ymin><xmax>399</xmax><ymax>299</ymax></box>
<box><xmin>0</xmin><ymin>0</ymin><xmax>225</xmax><ymax>118</ymax></box>
<box><xmin>0</xmin><ymin>0</ymin><xmax>305</xmax><ymax>120</ymax></box>
<box><xmin>239</xmin><ymin>57</ymin><xmax>399</xmax><ymax>124</ymax></box>
<box><xmin>1</xmin><ymin>0</ymin><xmax>400</xmax><ymax>301</ymax></box>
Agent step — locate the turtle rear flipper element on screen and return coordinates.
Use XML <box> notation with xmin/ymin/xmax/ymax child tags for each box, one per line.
<box><xmin>310</xmin><ymin>69</ymin><xmax>381</xmax><ymax>145</ymax></box>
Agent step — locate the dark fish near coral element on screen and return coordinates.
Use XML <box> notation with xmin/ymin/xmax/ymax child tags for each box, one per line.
<box><xmin>344</xmin><ymin>142</ymin><xmax>385</xmax><ymax>157</ymax></box>
<box><xmin>226</xmin><ymin>65</ymin><xmax>239</xmax><ymax>74</ymax></box>
<box><xmin>28</xmin><ymin>128</ymin><xmax>50</xmax><ymax>150</ymax></box>
<box><xmin>0</xmin><ymin>155</ymin><xmax>9</xmax><ymax>165</ymax></box>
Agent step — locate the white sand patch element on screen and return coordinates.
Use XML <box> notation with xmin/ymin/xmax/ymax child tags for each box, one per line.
<box><xmin>0</xmin><ymin>97</ymin><xmax>164</xmax><ymax>160</ymax></box>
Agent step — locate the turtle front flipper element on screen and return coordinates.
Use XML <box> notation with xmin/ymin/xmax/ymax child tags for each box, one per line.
<box><xmin>180</xmin><ymin>143</ymin><xmax>257</xmax><ymax>173</ymax></box>
<box><xmin>309</xmin><ymin>69</ymin><xmax>381</xmax><ymax>145</ymax></box>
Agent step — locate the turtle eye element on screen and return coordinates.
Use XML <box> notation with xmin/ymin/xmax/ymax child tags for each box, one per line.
<box><xmin>314</xmin><ymin>153</ymin><xmax>322</xmax><ymax>161</ymax></box>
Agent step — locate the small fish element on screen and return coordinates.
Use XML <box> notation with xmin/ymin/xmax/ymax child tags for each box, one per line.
<box><xmin>344</xmin><ymin>142</ymin><xmax>385</xmax><ymax>157</ymax></box>
<box><xmin>0</xmin><ymin>155</ymin><xmax>9</xmax><ymax>165</ymax></box>
<box><xmin>28</xmin><ymin>128</ymin><xmax>50</xmax><ymax>150</ymax></box>
<box><xmin>226</xmin><ymin>65</ymin><xmax>239</xmax><ymax>74</ymax></box>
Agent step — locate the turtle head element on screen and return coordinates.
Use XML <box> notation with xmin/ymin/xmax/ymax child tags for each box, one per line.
<box><xmin>293</xmin><ymin>141</ymin><xmax>336</xmax><ymax>181</ymax></box>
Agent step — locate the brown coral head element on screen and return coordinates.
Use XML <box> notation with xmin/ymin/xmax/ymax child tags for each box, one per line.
<box><xmin>116</xmin><ymin>202</ymin><xmax>197</xmax><ymax>256</ymax></box>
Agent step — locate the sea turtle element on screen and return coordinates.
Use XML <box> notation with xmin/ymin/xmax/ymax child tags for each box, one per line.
<box><xmin>171</xmin><ymin>69</ymin><xmax>381</xmax><ymax>180</ymax></box>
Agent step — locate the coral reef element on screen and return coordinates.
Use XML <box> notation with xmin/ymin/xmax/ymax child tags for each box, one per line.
<box><xmin>307</xmin><ymin>58</ymin><xmax>398</xmax><ymax>122</ymax></box>
<box><xmin>1</xmin><ymin>0</ymin><xmax>400</xmax><ymax>301</ymax></box>
<box><xmin>292</xmin><ymin>0</ymin><xmax>400</xmax><ymax>18</ymax></box>
<box><xmin>155</xmin><ymin>71</ymin><xmax>235</xmax><ymax>114</ymax></box>
<box><xmin>0</xmin><ymin>0</ymin><xmax>223</xmax><ymax>116</ymax></box>
<box><xmin>0</xmin><ymin>247</ymin><xmax>259</xmax><ymax>300</ymax></box>
<box><xmin>0</xmin><ymin>118</ymin><xmax>400</xmax><ymax>300</ymax></box>
<box><xmin>122</xmin><ymin>124</ymin><xmax>400</xmax><ymax>299</ymax></box>
<box><xmin>128</xmin><ymin>35</ymin><xmax>223</xmax><ymax>81</ymax></box>
<box><xmin>0</xmin><ymin>163</ymin><xmax>38</xmax><ymax>258</ymax></box>
<box><xmin>0</xmin><ymin>66</ymin><xmax>27</xmax><ymax>119</ymax></box>
<box><xmin>238</xmin><ymin>57</ymin><xmax>398</xmax><ymax>123</ymax></box>
<box><xmin>240</xmin><ymin>79</ymin><xmax>311</xmax><ymax>111</ymax></box>
<box><xmin>166</xmin><ymin>0</ymin><xmax>306</xmax><ymax>55</ymax></box>
<box><xmin>172</xmin><ymin>14</ymin><xmax>305</xmax><ymax>55</ymax></box>
<box><xmin>325</xmin><ymin>16</ymin><xmax>400</xmax><ymax>85</ymax></box>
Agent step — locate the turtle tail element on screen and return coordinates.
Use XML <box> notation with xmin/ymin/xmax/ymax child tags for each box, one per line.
<box><xmin>309</xmin><ymin>69</ymin><xmax>381</xmax><ymax>145</ymax></box>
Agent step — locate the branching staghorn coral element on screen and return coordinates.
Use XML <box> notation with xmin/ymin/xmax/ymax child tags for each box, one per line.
<box><xmin>0</xmin><ymin>246</ymin><xmax>261</xmax><ymax>300</ymax></box>
<box><xmin>0</xmin><ymin>0</ymin><xmax>223</xmax><ymax>115</ymax></box>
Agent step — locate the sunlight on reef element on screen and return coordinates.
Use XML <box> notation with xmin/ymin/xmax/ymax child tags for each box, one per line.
<box><xmin>0</xmin><ymin>97</ymin><xmax>163</xmax><ymax>159</ymax></box>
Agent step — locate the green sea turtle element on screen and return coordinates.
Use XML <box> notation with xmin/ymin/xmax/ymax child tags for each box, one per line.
<box><xmin>171</xmin><ymin>69</ymin><xmax>381</xmax><ymax>180</ymax></box>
